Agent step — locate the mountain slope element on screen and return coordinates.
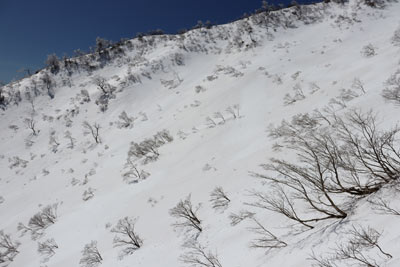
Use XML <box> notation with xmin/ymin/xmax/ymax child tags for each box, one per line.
<box><xmin>1</xmin><ymin>1</ymin><xmax>400</xmax><ymax>266</ymax></box>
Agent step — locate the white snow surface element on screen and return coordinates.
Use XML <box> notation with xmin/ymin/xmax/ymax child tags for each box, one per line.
<box><xmin>1</xmin><ymin>1</ymin><xmax>400</xmax><ymax>266</ymax></box>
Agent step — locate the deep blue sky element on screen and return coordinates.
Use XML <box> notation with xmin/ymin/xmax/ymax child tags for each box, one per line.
<box><xmin>0</xmin><ymin>0</ymin><xmax>316</xmax><ymax>83</ymax></box>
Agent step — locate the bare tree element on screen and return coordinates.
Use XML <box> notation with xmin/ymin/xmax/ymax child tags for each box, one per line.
<box><xmin>248</xmin><ymin>218</ymin><xmax>287</xmax><ymax>251</ymax></box>
<box><xmin>0</xmin><ymin>231</ymin><xmax>20</xmax><ymax>264</ymax></box>
<box><xmin>41</xmin><ymin>73</ymin><xmax>55</xmax><ymax>99</ymax></box>
<box><xmin>311</xmin><ymin>225</ymin><xmax>392</xmax><ymax>267</ymax></box>
<box><xmin>352</xmin><ymin>78</ymin><xmax>366</xmax><ymax>94</ymax></box>
<box><xmin>122</xmin><ymin>159</ymin><xmax>150</xmax><ymax>184</ymax></box>
<box><xmin>180</xmin><ymin>240</ymin><xmax>223</xmax><ymax>267</ymax></box>
<box><xmin>79</xmin><ymin>241</ymin><xmax>103</xmax><ymax>267</ymax></box>
<box><xmin>38</xmin><ymin>238</ymin><xmax>58</xmax><ymax>262</ymax></box>
<box><xmin>111</xmin><ymin>217</ymin><xmax>143</xmax><ymax>258</ymax></box>
<box><xmin>24</xmin><ymin>116</ymin><xmax>38</xmax><ymax>136</ymax></box>
<box><xmin>251</xmin><ymin>110</ymin><xmax>400</xmax><ymax>228</ymax></box>
<box><xmin>93</xmin><ymin>76</ymin><xmax>116</xmax><ymax>112</ymax></box>
<box><xmin>209</xmin><ymin>187</ymin><xmax>230</xmax><ymax>211</ymax></box>
<box><xmin>170</xmin><ymin>195</ymin><xmax>202</xmax><ymax>235</ymax></box>
<box><xmin>82</xmin><ymin>121</ymin><xmax>101</xmax><ymax>144</ymax></box>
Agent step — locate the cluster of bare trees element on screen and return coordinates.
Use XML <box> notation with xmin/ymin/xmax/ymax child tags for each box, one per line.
<box><xmin>127</xmin><ymin>129</ymin><xmax>173</xmax><ymax>164</ymax></box>
<box><xmin>206</xmin><ymin>105</ymin><xmax>241</xmax><ymax>128</ymax></box>
<box><xmin>18</xmin><ymin>204</ymin><xmax>58</xmax><ymax>240</ymax></box>
<box><xmin>251</xmin><ymin>109</ymin><xmax>400</xmax><ymax>229</ymax></box>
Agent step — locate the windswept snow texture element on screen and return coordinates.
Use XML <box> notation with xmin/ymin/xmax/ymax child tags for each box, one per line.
<box><xmin>1</xmin><ymin>1</ymin><xmax>400</xmax><ymax>266</ymax></box>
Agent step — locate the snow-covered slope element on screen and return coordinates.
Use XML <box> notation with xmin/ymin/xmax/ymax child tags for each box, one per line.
<box><xmin>1</xmin><ymin>1</ymin><xmax>400</xmax><ymax>266</ymax></box>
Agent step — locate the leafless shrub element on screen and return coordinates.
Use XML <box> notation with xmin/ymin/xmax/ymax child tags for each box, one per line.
<box><xmin>0</xmin><ymin>196</ymin><xmax>4</xmax><ymax>204</ymax></box>
<box><xmin>311</xmin><ymin>225</ymin><xmax>392</xmax><ymax>267</ymax></box>
<box><xmin>195</xmin><ymin>85</ymin><xmax>206</xmax><ymax>93</ymax></box>
<box><xmin>38</xmin><ymin>238</ymin><xmax>58</xmax><ymax>262</ymax></box>
<box><xmin>64</xmin><ymin>131</ymin><xmax>75</xmax><ymax>149</ymax></box>
<box><xmin>206</xmin><ymin>116</ymin><xmax>217</xmax><ymax>128</ymax></box>
<box><xmin>361</xmin><ymin>44</ymin><xmax>376</xmax><ymax>58</ymax></box>
<box><xmin>41</xmin><ymin>73</ymin><xmax>56</xmax><ymax>99</ymax></box>
<box><xmin>170</xmin><ymin>195</ymin><xmax>202</xmax><ymax>236</ymax></box>
<box><xmin>283</xmin><ymin>84</ymin><xmax>305</xmax><ymax>105</ymax></box>
<box><xmin>392</xmin><ymin>26</ymin><xmax>400</xmax><ymax>47</ymax></box>
<box><xmin>49</xmin><ymin>129</ymin><xmax>60</xmax><ymax>152</ymax></box>
<box><xmin>251</xmin><ymin>110</ymin><xmax>400</xmax><ymax>228</ymax></box>
<box><xmin>82</xmin><ymin>121</ymin><xmax>101</xmax><ymax>144</ymax></box>
<box><xmin>0</xmin><ymin>231</ymin><xmax>20</xmax><ymax>265</ymax></box>
<box><xmin>352</xmin><ymin>78</ymin><xmax>366</xmax><ymax>94</ymax></box>
<box><xmin>248</xmin><ymin>218</ymin><xmax>287</xmax><ymax>251</ymax></box>
<box><xmin>382</xmin><ymin>69</ymin><xmax>400</xmax><ymax>104</ymax></box>
<box><xmin>8</xmin><ymin>156</ymin><xmax>28</xmax><ymax>169</ymax></box>
<box><xmin>213</xmin><ymin>112</ymin><xmax>225</xmax><ymax>124</ymax></box>
<box><xmin>209</xmin><ymin>187</ymin><xmax>230</xmax><ymax>212</ymax></box>
<box><xmin>225</xmin><ymin>104</ymin><xmax>240</xmax><ymax>119</ymax></box>
<box><xmin>122</xmin><ymin>159</ymin><xmax>150</xmax><ymax>184</ymax></box>
<box><xmin>180</xmin><ymin>240</ymin><xmax>222</xmax><ymax>267</ymax></box>
<box><xmin>79</xmin><ymin>241</ymin><xmax>103</xmax><ymax>267</ymax></box>
<box><xmin>18</xmin><ymin>204</ymin><xmax>58</xmax><ymax>239</ymax></box>
<box><xmin>80</xmin><ymin>89</ymin><xmax>91</xmax><ymax>103</ymax></box>
<box><xmin>111</xmin><ymin>217</ymin><xmax>143</xmax><ymax>258</ymax></box>
<box><xmin>117</xmin><ymin>111</ymin><xmax>134</xmax><ymax>129</ymax></box>
<box><xmin>329</xmin><ymin>89</ymin><xmax>359</xmax><ymax>109</ymax></box>
<box><xmin>229</xmin><ymin>210</ymin><xmax>255</xmax><ymax>226</ymax></box>
<box><xmin>82</xmin><ymin>188</ymin><xmax>95</xmax><ymax>201</ymax></box>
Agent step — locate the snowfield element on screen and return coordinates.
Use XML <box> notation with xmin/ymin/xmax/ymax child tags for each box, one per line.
<box><xmin>1</xmin><ymin>0</ymin><xmax>400</xmax><ymax>266</ymax></box>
